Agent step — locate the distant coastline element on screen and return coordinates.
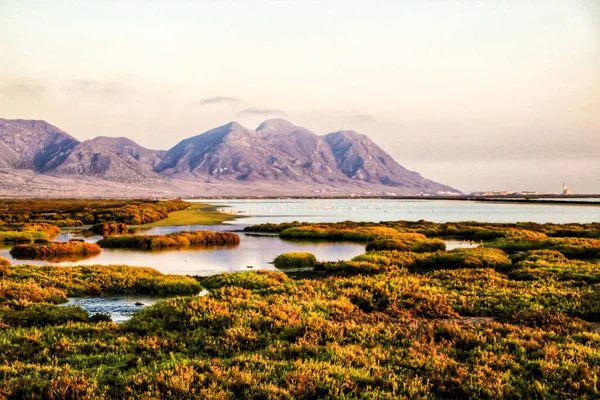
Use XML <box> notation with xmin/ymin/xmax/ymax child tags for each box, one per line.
<box><xmin>188</xmin><ymin>195</ymin><xmax>600</xmax><ymax>206</ymax></box>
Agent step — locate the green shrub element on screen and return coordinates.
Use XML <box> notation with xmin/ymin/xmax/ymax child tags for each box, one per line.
<box><xmin>365</xmin><ymin>239</ymin><xmax>411</xmax><ymax>252</ymax></box>
<box><xmin>487</xmin><ymin>237</ymin><xmax>600</xmax><ymax>259</ymax></box>
<box><xmin>324</xmin><ymin>260</ymin><xmax>383</xmax><ymax>275</ymax></box>
<box><xmin>0</xmin><ymin>280</ymin><xmax>68</xmax><ymax>304</ymax></box>
<box><xmin>273</xmin><ymin>252</ymin><xmax>317</xmax><ymax>269</ymax></box>
<box><xmin>413</xmin><ymin>247</ymin><xmax>512</xmax><ymax>270</ymax></box>
<box><xmin>366</xmin><ymin>237</ymin><xmax>446</xmax><ymax>253</ymax></box>
<box><xmin>0</xmin><ymin>304</ymin><xmax>89</xmax><ymax>328</ymax></box>
<box><xmin>508</xmin><ymin>250</ymin><xmax>600</xmax><ymax>284</ymax></box>
<box><xmin>280</xmin><ymin>225</ymin><xmax>400</xmax><ymax>241</ymax></box>
<box><xmin>201</xmin><ymin>270</ymin><xmax>290</xmax><ymax>290</ymax></box>
<box><xmin>0</xmin><ymin>256</ymin><xmax>10</xmax><ymax>277</ymax></box>
<box><xmin>496</xmin><ymin>308</ymin><xmax>594</xmax><ymax>335</ymax></box>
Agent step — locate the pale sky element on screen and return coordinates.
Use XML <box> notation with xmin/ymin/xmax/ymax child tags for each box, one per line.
<box><xmin>1</xmin><ymin>0</ymin><xmax>599</xmax><ymax>193</ymax></box>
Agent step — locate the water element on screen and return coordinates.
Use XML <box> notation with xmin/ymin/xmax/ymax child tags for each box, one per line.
<box><xmin>64</xmin><ymin>296</ymin><xmax>160</xmax><ymax>323</ymax></box>
<box><xmin>1</xmin><ymin>232</ymin><xmax>366</xmax><ymax>275</ymax></box>
<box><xmin>200</xmin><ymin>198</ymin><xmax>600</xmax><ymax>225</ymax></box>
<box><xmin>444</xmin><ymin>240</ymin><xmax>480</xmax><ymax>250</ymax></box>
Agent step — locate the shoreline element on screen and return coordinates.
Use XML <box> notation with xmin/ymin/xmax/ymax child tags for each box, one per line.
<box><xmin>188</xmin><ymin>196</ymin><xmax>600</xmax><ymax>206</ymax></box>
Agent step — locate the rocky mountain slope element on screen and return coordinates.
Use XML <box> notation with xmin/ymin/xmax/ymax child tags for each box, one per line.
<box><xmin>0</xmin><ymin>119</ymin><xmax>79</xmax><ymax>171</ymax></box>
<box><xmin>0</xmin><ymin>117</ymin><xmax>459</xmax><ymax>196</ymax></box>
<box><xmin>157</xmin><ymin>119</ymin><xmax>457</xmax><ymax>193</ymax></box>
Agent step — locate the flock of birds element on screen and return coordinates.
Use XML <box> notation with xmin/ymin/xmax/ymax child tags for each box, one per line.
<box><xmin>215</xmin><ymin>201</ymin><xmax>409</xmax><ymax>215</ymax></box>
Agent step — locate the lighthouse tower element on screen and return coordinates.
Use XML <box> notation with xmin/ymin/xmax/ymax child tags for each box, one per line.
<box><xmin>562</xmin><ymin>183</ymin><xmax>573</xmax><ymax>195</ymax></box>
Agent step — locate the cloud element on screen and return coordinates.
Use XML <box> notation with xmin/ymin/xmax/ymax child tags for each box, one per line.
<box><xmin>236</xmin><ymin>108</ymin><xmax>287</xmax><ymax>117</ymax></box>
<box><xmin>63</xmin><ymin>80</ymin><xmax>130</xmax><ymax>97</ymax></box>
<box><xmin>346</xmin><ymin>113</ymin><xmax>379</xmax><ymax>125</ymax></box>
<box><xmin>199</xmin><ymin>96</ymin><xmax>242</xmax><ymax>106</ymax></box>
<box><xmin>0</xmin><ymin>80</ymin><xmax>46</xmax><ymax>98</ymax></box>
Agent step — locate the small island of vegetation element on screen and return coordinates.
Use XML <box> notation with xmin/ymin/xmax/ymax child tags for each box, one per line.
<box><xmin>9</xmin><ymin>240</ymin><xmax>102</xmax><ymax>261</ymax></box>
<box><xmin>273</xmin><ymin>252</ymin><xmax>317</xmax><ymax>269</ymax></box>
<box><xmin>97</xmin><ymin>231</ymin><xmax>240</xmax><ymax>249</ymax></box>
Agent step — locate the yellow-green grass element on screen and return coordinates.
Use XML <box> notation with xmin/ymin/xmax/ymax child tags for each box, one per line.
<box><xmin>141</xmin><ymin>203</ymin><xmax>240</xmax><ymax>227</ymax></box>
<box><xmin>273</xmin><ymin>252</ymin><xmax>317</xmax><ymax>269</ymax></box>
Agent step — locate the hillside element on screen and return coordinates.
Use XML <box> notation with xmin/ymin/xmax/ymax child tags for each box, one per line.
<box><xmin>0</xmin><ymin>118</ymin><xmax>460</xmax><ymax>197</ymax></box>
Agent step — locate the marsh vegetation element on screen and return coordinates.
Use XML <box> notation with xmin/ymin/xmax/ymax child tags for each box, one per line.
<box><xmin>1</xmin><ymin>207</ymin><xmax>600</xmax><ymax>398</ymax></box>
<box><xmin>97</xmin><ymin>231</ymin><xmax>240</xmax><ymax>249</ymax></box>
<box><xmin>10</xmin><ymin>241</ymin><xmax>102</xmax><ymax>261</ymax></box>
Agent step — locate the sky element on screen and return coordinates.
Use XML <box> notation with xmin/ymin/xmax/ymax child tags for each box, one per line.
<box><xmin>1</xmin><ymin>0</ymin><xmax>599</xmax><ymax>193</ymax></box>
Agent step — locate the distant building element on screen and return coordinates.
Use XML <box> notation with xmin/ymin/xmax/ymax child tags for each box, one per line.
<box><xmin>563</xmin><ymin>183</ymin><xmax>574</xmax><ymax>195</ymax></box>
<box><xmin>436</xmin><ymin>191</ymin><xmax>461</xmax><ymax>196</ymax></box>
<box><xmin>471</xmin><ymin>190</ymin><xmax>518</xmax><ymax>196</ymax></box>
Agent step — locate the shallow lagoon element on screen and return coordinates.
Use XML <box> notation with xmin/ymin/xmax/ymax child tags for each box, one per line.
<box><xmin>202</xmin><ymin>198</ymin><xmax>600</xmax><ymax>224</ymax></box>
<box><xmin>1</xmin><ymin>231</ymin><xmax>366</xmax><ymax>275</ymax></box>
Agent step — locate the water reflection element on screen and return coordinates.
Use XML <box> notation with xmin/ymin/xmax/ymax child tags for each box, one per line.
<box><xmin>444</xmin><ymin>240</ymin><xmax>481</xmax><ymax>250</ymax></box>
<box><xmin>10</xmin><ymin>252</ymin><xmax>100</xmax><ymax>263</ymax></box>
<box><xmin>0</xmin><ymin>233</ymin><xmax>366</xmax><ymax>276</ymax></box>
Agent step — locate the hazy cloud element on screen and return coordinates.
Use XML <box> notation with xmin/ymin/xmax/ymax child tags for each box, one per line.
<box><xmin>0</xmin><ymin>80</ymin><xmax>46</xmax><ymax>98</ymax></box>
<box><xmin>346</xmin><ymin>113</ymin><xmax>379</xmax><ymax>125</ymax></box>
<box><xmin>199</xmin><ymin>96</ymin><xmax>241</xmax><ymax>106</ymax></box>
<box><xmin>63</xmin><ymin>80</ymin><xmax>130</xmax><ymax>97</ymax></box>
<box><xmin>237</xmin><ymin>108</ymin><xmax>287</xmax><ymax>117</ymax></box>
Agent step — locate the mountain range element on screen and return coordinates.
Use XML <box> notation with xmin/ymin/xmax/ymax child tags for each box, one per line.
<box><xmin>0</xmin><ymin>118</ymin><xmax>459</xmax><ymax>197</ymax></box>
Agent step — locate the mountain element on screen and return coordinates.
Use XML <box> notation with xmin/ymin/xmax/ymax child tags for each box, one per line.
<box><xmin>324</xmin><ymin>130</ymin><xmax>447</xmax><ymax>192</ymax></box>
<box><xmin>0</xmin><ymin>117</ymin><xmax>460</xmax><ymax>196</ymax></box>
<box><xmin>49</xmin><ymin>140</ymin><xmax>164</xmax><ymax>183</ymax></box>
<box><xmin>156</xmin><ymin>120</ymin><xmax>340</xmax><ymax>184</ymax></box>
<box><xmin>0</xmin><ymin>119</ymin><xmax>79</xmax><ymax>171</ymax></box>
<box><xmin>0</xmin><ymin>119</ymin><xmax>164</xmax><ymax>184</ymax></box>
<box><xmin>158</xmin><ymin>119</ymin><xmax>457</xmax><ymax>193</ymax></box>
<box><xmin>90</xmin><ymin>137</ymin><xmax>164</xmax><ymax>169</ymax></box>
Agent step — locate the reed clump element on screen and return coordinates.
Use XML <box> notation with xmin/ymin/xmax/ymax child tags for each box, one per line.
<box><xmin>97</xmin><ymin>231</ymin><xmax>240</xmax><ymax>249</ymax></box>
<box><xmin>273</xmin><ymin>252</ymin><xmax>317</xmax><ymax>269</ymax></box>
<box><xmin>10</xmin><ymin>241</ymin><xmax>102</xmax><ymax>260</ymax></box>
<box><xmin>89</xmin><ymin>222</ymin><xmax>129</xmax><ymax>236</ymax></box>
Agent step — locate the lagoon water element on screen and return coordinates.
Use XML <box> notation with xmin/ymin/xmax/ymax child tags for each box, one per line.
<box><xmin>1</xmin><ymin>231</ymin><xmax>366</xmax><ymax>275</ymax></box>
<box><xmin>203</xmin><ymin>198</ymin><xmax>600</xmax><ymax>225</ymax></box>
<box><xmin>3</xmin><ymin>198</ymin><xmax>598</xmax><ymax>275</ymax></box>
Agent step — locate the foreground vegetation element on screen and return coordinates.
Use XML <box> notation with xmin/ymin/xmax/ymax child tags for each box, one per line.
<box><xmin>3</xmin><ymin>265</ymin><xmax>201</xmax><ymax>297</ymax></box>
<box><xmin>97</xmin><ymin>231</ymin><xmax>240</xmax><ymax>249</ymax></box>
<box><xmin>1</xmin><ymin>219</ymin><xmax>600</xmax><ymax>398</ymax></box>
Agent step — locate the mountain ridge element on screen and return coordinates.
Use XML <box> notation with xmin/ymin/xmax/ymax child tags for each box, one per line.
<box><xmin>0</xmin><ymin>117</ymin><xmax>460</xmax><ymax>196</ymax></box>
